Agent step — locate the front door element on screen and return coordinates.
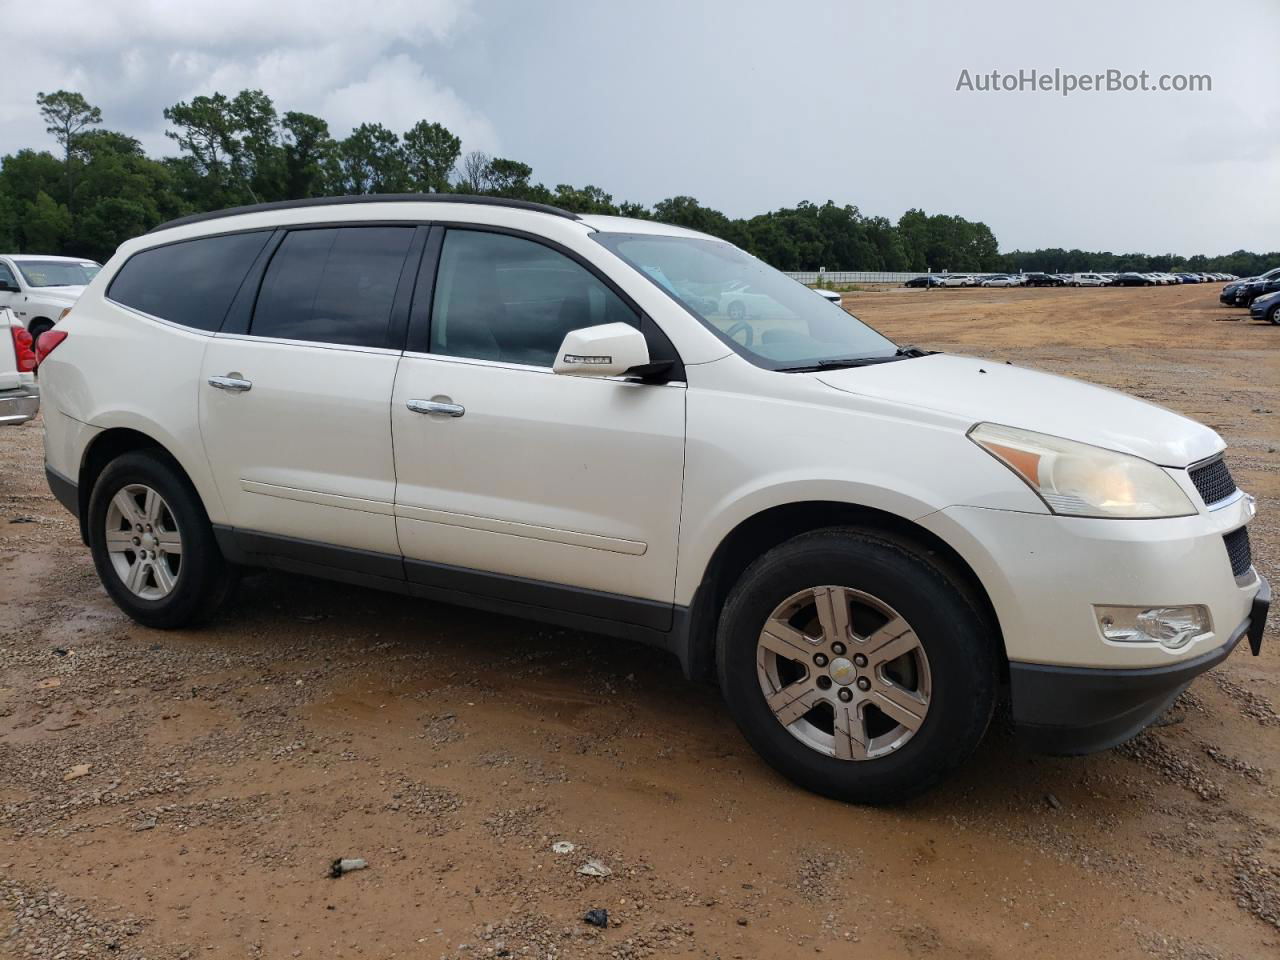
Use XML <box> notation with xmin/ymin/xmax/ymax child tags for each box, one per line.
<box><xmin>200</xmin><ymin>225</ymin><xmax>420</xmax><ymax>566</ymax></box>
<box><xmin>391</xmin><ymin>228</ymin><xmax>686</xmax><ymax>626</ymax></box>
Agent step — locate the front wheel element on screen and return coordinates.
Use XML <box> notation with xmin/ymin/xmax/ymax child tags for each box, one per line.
<box><xmin>1268</xmin><ymin>303</ymin><xmax>1280</xmax><ymax>325</ymax></box>
<box><xmin>27</xmin><ymin>319</ymin><xmax>52</xmax><ymax>346</ymax></box>
<box><xmin>716</xmin><ymin>528</ymin><xmax>998</xmax><ymax>804</ymax></box>
<box><xmin>88</xmin><ymin>451</ymin><xmax>237</xmax><ymax>628</ymax></box>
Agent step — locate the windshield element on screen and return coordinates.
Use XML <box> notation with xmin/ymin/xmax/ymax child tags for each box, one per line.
<box><xmin>16</xmin><ymin>260</ymin><xmax>100</xmax><ymax>287</ymax></box>
<box><xmin>592</xmin><ymin>233</ymin><xmax>898</xmax><ymax>370</ymax></box>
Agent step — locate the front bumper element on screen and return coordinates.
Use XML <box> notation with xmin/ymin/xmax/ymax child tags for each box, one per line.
<box><xmin>1011</xmin><ymin>577</ymin><xmax>1269</xmax><ymax>754</ymax></box>
<box><xmin>0</xmin><ymin>386</ymin><xmax>39</xmax><ymax>425</ymax></box>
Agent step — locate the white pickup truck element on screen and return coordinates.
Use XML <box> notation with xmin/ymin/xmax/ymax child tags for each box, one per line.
<box><xmin>0</xmin><ymin>307</ymin><xmax>39</xmax><ymax>425</ymax></box>
<box><xmin>0</xmin><ymin>254</ymin><xmax>100</xmax><ymax>344</ymax></box>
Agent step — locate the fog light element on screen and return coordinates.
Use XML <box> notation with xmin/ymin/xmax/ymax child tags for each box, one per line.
<box><xmin>1095</xmin><ymin>605</ymin><xmax>1212</xmax><ymax>650</ymax></box>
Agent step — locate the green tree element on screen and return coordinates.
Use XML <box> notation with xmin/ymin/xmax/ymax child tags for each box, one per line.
<box><xmin>402</xmin><ymin>120</ymin><xmax>460</xmax><ymax>193</ymax></box>
<box><xmin>229</xmin><ymin>89</ymin><xmax>283</xmax><ymax>202</ymax></box>
<box><xmin>163</xmin><ymin>93</ymin><xmax>241</xmax><ymax>206</ymax></box>
<box><xmin>482</xmin><ymin>157</ymin><xmax>535</xmax><ymax>197</ymax></box>
<box><xmin>36</xmin><ymin>90</ymin><xmax>102</xmax><ymax>214</ymax></box>
<box><xmin>282</xmin><ymin>112</ymin><xmax>336</xmax><ymax>198</ymax></box>
<box><xmin>337</xmin><ymin>123</ymin><xmax>408</xmax><ymax>194</ymax></box>
<box><xmin>23</xmin><ymin>191</ymin><xmax>72</xmax><ymax>251</ymax></box>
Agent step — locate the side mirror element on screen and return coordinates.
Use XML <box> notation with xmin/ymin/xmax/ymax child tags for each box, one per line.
<box><xmin>552</xmin><ymin>323</ymin><xmax>650</xmax><ymax>378</ymax></box>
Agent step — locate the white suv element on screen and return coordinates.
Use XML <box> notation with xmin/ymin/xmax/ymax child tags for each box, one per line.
<box><xmin>38</xmin><ymin>196</ymin><xmax>1269</xmax><ymax>803</ymax></box>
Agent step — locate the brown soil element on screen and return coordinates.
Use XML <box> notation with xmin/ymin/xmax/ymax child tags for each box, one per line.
<box><xmin>1</xmin><ymin>284</ymin><xmax>1277</xmax><ymax>960</ymax></box>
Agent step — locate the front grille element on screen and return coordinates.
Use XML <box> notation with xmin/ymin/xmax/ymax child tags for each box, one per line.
<box><xmin>1223</xmin><ymin>526</ymin><xmax>1253</xmax><ymax>578</ymax></box>
<box><xmin>1189</xmin><ymin>456</ymin><xmax>1237</xmax><ymax>506</ymax></box>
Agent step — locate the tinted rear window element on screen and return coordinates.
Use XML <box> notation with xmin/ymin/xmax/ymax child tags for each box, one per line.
<box><xmin>251</xmin><ymin>226</ymin><xmax>414</xmax><ymax>348</ymax></box>
<box><xmin>108</xmin><ymin>232</ymin><xmax>271</xmax><ymax>331</ymax></box>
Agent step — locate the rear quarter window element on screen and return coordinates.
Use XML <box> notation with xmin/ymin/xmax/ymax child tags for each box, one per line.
<box><xmin>108</xmin><ymin>231</ymin><xmax>272</xmax><ymax>332</ymax></box>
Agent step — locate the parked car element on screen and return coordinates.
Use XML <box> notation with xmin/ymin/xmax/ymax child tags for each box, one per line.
<box><xmin>903</xmin><ymin>275</ymin><xmax>944</xmax><ymax>288</ymax></box>
<box><xmin>1235</xmin><ymin>277</ymin><xmax>1280</xmax><ymax>306</ymax></box>
<box><xmin>39</xmin><ymin>195</ymin><xmax>1269</xmax><ymax>804</ymax></box>
<box><xmin>938</xmin><ymin>274</ymin><xmax>975</xmax><ymax>287</ymax></box>
<box><xmin>1248</xmin><ymin>289</ymin><xmax>1280</xmax><ymax>325</ymax></box>
<box><xmin>1069</xmin><ymin>273</ymin><xmax>1109</xmax><ymax>287</ymax></box>
<box><xmin>1023</xmin><ymin>273</ymin><xmax>1064</xmax><ymax>287</ymax></box>
<box><xmin>0</xmin><ymin>254</ymin><xmax>100</xmax><ymax>344</ymax></box>
<box><xmin>0</xmin><ymin>307</ymin><xmax>39</xmax><ymax>425</ymax></box>
<box><xmin>1113</xmin><ymin>272</ymin><xmax>1155</xmax><ymax>287</ymax></box>
<box><xmin>1221</xmin><ymin>267</ymin><xmax>1280</xmax><ymax>305</ymax></box>
<box><xmin>1175</xmin><ymin>273</ymin><xmax>1201</xmax><ymax>283</ymax></box>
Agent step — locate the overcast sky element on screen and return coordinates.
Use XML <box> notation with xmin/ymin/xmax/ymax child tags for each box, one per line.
<box><xmin>1</xmin><ymin>0</ymin><xmax>1276</xmax><ymax>255</ymax></box>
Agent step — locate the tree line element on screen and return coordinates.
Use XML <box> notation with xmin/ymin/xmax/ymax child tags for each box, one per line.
<box><xmin>0</xmin><ymin>89</ymin><xmax>1273</xmax><ymax>276</ymax></box>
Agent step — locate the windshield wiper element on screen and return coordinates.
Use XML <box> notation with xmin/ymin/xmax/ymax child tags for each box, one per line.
<box><xmin>779</xmin><ymin>346</ymin><xmax>931</xmax><ymax>373</ymax></box>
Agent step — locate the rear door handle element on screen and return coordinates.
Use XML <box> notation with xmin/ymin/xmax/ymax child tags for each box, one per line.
<box><xmin>208</xmin><ymin>375</ymin><xmax>253</xmax><ymax>392</ymax></box>
<box><xmin>407</xmin><ymin>398</ymin><xmax>464</xmax><ymax>417</ymax></box>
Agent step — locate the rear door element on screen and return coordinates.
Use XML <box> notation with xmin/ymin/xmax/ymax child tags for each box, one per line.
<box><xmin>199</xmin><ymin>224</ymin><xmax>425</xmax><ymax>567</ymax></box>
<box><xmin>390</xmin><ymin>226</ymin><xmax>686</xmax><ymax>625</ymax></box>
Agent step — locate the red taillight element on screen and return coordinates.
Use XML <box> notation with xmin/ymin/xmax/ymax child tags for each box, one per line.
<box><xmin>10</xmin><ymin>326</ymin><xmax>36</xmax><ymax>372</ymax></box>
<box><xmin>35</xmin><ymin>329</ymin><xmax>67</xmax><ymax>366</ymax></box>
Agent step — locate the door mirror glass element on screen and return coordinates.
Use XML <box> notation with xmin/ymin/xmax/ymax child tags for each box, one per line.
<box><xmin>552</xmin><ymin>323</ymin><xmax>649</xmax><ymax>378</ymax></box>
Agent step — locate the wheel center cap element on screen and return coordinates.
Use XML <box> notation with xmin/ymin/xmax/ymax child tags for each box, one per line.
<box><xmin>828</xmin><ymin>657</ymin><xmax>857</xmax><ymax>686</ymax></box>
<box><xmin>141</xmin><ymin>533</ymin><xmax>159</xmax><ymax>551</ymax></box>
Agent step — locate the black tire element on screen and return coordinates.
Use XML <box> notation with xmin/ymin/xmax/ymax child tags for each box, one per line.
<box><xmin>88</xmin><ymin>450</ymin><xmax>237</xmax><ymax>628</ymax></box>
<box><xmin>27</xmin><ymin>319</ymin><xmax>52</xmax><ymax>345</ymax></box>
<box><xmin>716</xmin><ymin>527</ymin><xmax>998</xmax><ymax>804</ymax></box>
<box><xmin>1269</xmin><ymin>303</ymin><xmax>1280</xmax><ymax>326</ymax></box>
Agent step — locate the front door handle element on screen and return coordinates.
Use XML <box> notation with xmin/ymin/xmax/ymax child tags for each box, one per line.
<box><xmin>407</xmin><ymin>398</ymin><xmax>465</xmax><ymax>418</ymax></box>
<box><xmin>208</xmin><ymin>375</ymin><xmax>253</xmax><ymax>392</ymax></box>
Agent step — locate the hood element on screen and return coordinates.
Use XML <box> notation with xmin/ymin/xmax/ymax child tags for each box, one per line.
<box><xmin>814</xmin><ymin>353</ymin><xmax>1222</xmax><ymax>467</ymax></box>
<box><xmin>28</xmin><ymin>286</ymin><xmax>84</xmax><ymax>303</ymax></box>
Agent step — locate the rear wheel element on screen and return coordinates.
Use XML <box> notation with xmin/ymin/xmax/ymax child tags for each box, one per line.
<box><xmin>716</xmin><ymin>528</ymin><xmax>998</xmax><ymax>804</ymax></box>
<box><xmin>88</xmin><ymin>451</ymin><xmax>236</xmax><ymax>628</ymax></box>
<box><xmin>1268</xmin><ymin>302</ymin><xmax>1280</xmax><ymax>325</ymax></box>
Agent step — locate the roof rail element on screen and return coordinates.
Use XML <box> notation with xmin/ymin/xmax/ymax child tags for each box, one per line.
<box><xmin>148</xmin><ymin>193</ymin><xmax>582</xmax><ymax>234</ymax></box>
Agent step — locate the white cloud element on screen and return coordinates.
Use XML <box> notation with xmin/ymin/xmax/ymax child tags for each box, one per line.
<box><xmin>0</xmin><ymin>0</ymin><xmax>497</xmax><ymax>160</ymax></box>
<box><xmin>321</xmin><ymin>55</ymin><xmax>499</xmax><ymax>152</ymax></box>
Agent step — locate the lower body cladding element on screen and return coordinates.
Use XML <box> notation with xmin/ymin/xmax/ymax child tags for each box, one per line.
<box><xmin>0</xmin><ymin>385</ymin><xmax>39</xmax><ymax>425</ymax></box>
<box><xmin>920</xmin><ymin>495</ymin><xmax>1267</xmax><ymax>753</ymax></box>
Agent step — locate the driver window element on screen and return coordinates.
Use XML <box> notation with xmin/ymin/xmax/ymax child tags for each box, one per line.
<box><xmin>0</xmin><ymin>264</ymin><xmax>16</xmax><ymax>287</ymax></box>
<box><xmin>429</xmin><ymin>230</ymin><xmax>638</xmax><ymax>367</ymax></box>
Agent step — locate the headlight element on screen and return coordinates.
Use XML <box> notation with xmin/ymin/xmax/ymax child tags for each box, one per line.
<box><xmin>969</xmin><ymin>423</ymin><xmax>1196</xmax><ymax>519</ymax></box>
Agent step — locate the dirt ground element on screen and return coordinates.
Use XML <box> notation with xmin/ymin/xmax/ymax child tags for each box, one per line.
<box><xmin>1</xmin><ymin>284</ymin><xmax>1277</xmax><ymax>960</ymax></box>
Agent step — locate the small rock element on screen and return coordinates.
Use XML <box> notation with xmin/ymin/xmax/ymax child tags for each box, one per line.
<box><xmin>63</xmin><ymin>764</ymin><xmax>91</xmax><ymax>782</ymax></box>
<box><xmin>551</xmin><ymin>841</ymin><xmax>575</xmax><ymax>855</ymax></box>
<box><xmin>132</xmin><ymin>817</ymin><xmax>157</xmax><ymax>832</ymax></box>
<box><xmin>1045</xmin><ymin>793</ymin><xmax>1062</xmax><ymax>810</ymax></box>
<box><xmin>36</xmin><ymin>678</ymin><xmax>61</xmax><ymax>689</ymax></box>
<box><xmin>583</xmin><ymin>909</ymin><xmax>608</xmax><ymax>928</ymax></box>
<box><xmin>577</xmin><ymin>859</ymin><xmax>612</xmax><ymax>878</ymax></box>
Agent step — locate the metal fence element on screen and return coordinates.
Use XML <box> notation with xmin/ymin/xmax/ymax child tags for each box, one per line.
<box><xmin>786</xmin><ymin>270</ymin><xmax>1008</xmax><ymax>285</ymax></box>
<box><xmin>785</xmin><ymin>271</ymin><xmax>924</xmax><ymax>285</ymax></box>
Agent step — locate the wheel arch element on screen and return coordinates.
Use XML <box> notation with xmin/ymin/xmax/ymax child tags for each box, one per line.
<box><xmin>76</xmin><ymin>427</ymin><xmax>214</xmax><ymax>544</ymax></box>
<box><xmin>677</xmin><ymin>500</ymin><xmax>1006</xmax><ymax>683</ymax></box>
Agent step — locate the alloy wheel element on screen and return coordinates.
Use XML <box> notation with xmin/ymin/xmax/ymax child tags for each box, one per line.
<box><xmin>756</xmin><ymin>586</ymin><xmax>931</xmax><ymax>761</ymax></box>
<box><xmin>104</xmin><ymin>483</ymin><xmax>183</xmax><ymax>599</ymax></box>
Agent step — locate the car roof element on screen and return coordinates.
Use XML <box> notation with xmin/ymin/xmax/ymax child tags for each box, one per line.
<box><xmin>4</xmin><ymin>254</ymin><xmax>99</xmax><ymax>263</ymax></box>
<box><xmin>575</xmin><ymin>214</ymin><xmax>720</xmax><ymax>240</ymax></box>
<box><xmin>147</xmin><ymin>194</ymin><xmax>717</xmax><ymax>243</ymax></box>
